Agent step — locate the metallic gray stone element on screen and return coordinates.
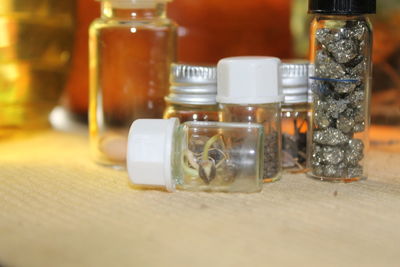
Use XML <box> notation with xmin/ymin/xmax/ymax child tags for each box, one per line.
<box><xmin>348</xmin><ymin>59</ymin><xmax>366</xmax><ymax>79</ymax></box>
<box><xmin>345</xmin><ymin>139</ymin><xmax>364</xmax><ymax>165</ymax></box>
<box><xmin>334</xmin><ymin>81</ymin><xmax>357</xmax><ymax>94</ymax></box>
<box><xmin>316</xmin><ymin>28</ymin><xmax>335</xmax><ymax>47</ymax></box>
<box><xmin>327</xmin><ymin>39</ymin><xmax>358</xmax><ymax>63</ymax></box>
<box><xmin>315</xmin><ymin>111</ymin><xmax>331</xmax><ymax>129</ymax></box>
<box><xmin>315</xmin><ymin>51</ymin><xmax>346</xmax><ymax>79</ymax></box>
<box><xmin>337</xmin><ymin>115</ymin><xmax>355</xmax><ymax>134</ymax></box>
<box><xmin>323</xmin><ymin>164</ymin><xmax>339</xmax><ymax>177</ymax></box>
<box><xmin>348</xmin><ymin>90</ymin><xmax>365</xmax><ymax>109</ymax></box>
<box><xmin>353</xmin><ymin>122</ymin><xmax>365</xmax><ymax>132</ymax></box>
<box><xmin>321</xmin><ymin>146</ymin><xmax>344</xmax><ymax>164</ymax></box>
<box><xmin>347</xmin><ymin>164</ymin><xmax>363</xmax><ymax>178</ymax></box>
<box><xmin>326</xmin><ymin>98</ymin><xmax>349</xmax><ymax>119</ymax></box>
<box><xmin>313</xmin><ymin>128</ymin><xmax>349</xmax><ymax>146</ymax></box>
<box><xmin>353</xmin><ymin>22</ymin><xmax>367</xmax><ymax>41</ymax></box>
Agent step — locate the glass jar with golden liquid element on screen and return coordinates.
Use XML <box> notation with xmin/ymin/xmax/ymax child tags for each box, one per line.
<box><xmin>0</xmin><ymin>0</ymin><xmax>75</xmax><ymax>135</ymax></box>
<box><xmin>89</xmin><ymin>0</ymin><xmax>177</xmax><ymax>168</ymax></box>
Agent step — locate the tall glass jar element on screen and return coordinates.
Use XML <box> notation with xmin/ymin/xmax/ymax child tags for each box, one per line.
<box><xmin>217</xmin><ymin>57</ymin><xmax>283</xmax><ymax>183</ymax></box>
<box><xmin>127</xmin><ymin>118</ymin><xmax>264</xmax><ymax>193</ymax></box>
<box><xmin>89</xmin><ymin>0</ymin><xmax>176</xmax><ymax>168</ymax></box>
<box><xmin>281</xmin><ymin>61</ymin><xmax>310</xmax><ymax>171</ymax></box>
<box><xmin>307</xmin><ymin>0</ymin><xmax>376</xmax><ymax>181</ymax></box>
<box><xmin>163</xmin><ymin>63</ymin><xmax>219</xmax><ymax>122</ymax></box>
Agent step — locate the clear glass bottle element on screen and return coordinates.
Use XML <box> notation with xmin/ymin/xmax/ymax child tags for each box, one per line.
<box><xmin>127</xmin><ymin>118</ymin><xmax>264</xmax><ymax>193</ymax></box>
<box><xmin>89</xmin><ymin>0</ymin><xmax>176</xmax><ymax>168</ymax></box>
<box><xmin>217</xmin><ymin>57</ymin><xmax>283</xmax><ymax>183</ymax></box>
<box><xmin>307</xmin><ymin>0</ymin><xmax>376</xmax><ymax>181</ymax></box>
<box><xmin>163</xmin><ymin>63</ymin><xmax>219</xmax><ymax>122</ymax></box>
<box><xmin>281</xmin><ymin>61</ymin><xmax>310</xmax><ymax>171</ymax></box>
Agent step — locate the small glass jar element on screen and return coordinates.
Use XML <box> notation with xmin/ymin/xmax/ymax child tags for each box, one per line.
<box><xmin>127</xmin><ymin>118</ymin><xmax>264</xmax><ymax>193</ymax></box>
<box><xmin>217</xmin><ymin>57</ymin><xmax>283</xmax><ymax>183</ymax></box>
<box><xmin>163</xmin><ymin>63</ymin><xmax>219</xmax><ymax>122</ymax></box>
<box><xmin>307</xmin><ymin>0</ymin><xmax>375</xmax><ymax>181</ymax></box>
<box><xmin>281</xmin><ymin>61</ymin><xmax>310</xmax><ymax>171</ymax></box>
<box><xmin>89</xmin><ymin>0</ymin><xmax>177</xmax><ymax>168</ymax></box>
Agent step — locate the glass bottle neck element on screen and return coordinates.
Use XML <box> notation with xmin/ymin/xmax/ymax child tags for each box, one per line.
<box><xmin>101</xmin><ymin>1</ymin><xmax>167</xmax><ymax>20</ymax></box>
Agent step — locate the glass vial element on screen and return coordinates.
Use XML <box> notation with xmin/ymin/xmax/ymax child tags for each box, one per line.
<box><xmin>89</xmin><ymin>0</ymin><xmax>177</xmax><ymax>168</ymax></box>
<box><xmin>307</xmin><ymin>0</ymin><xmax>376</xmax><ymax>181</ymax></box>
<box><xmin>217</xmin><ymin>57</ymin><xmax>283</xmax><ymax>183</ymax></box>
<box><xmin>163</xmin><ymin>63</ymin><xmax>219</xmax><ymax>122</ymax></box>
<box><xmin>281</xmin><ymin>61</ymin><xmax>310</xmax><ymax>171</ymax></box>
<box><xmin>127</xmin><ymin>118</ymin><xmax>264</xmax><ymax>193</ymax></box>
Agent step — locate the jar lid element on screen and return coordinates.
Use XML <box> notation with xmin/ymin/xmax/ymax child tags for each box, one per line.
<box><xmin>281</xmin><ymin>61</ymin><xmax>309</xmax><ymax>104</ymax></box>
<box><xmin>216</xmin><ymin>57</ymin><xmax>283</xmax><ymax>104</ymax></box>
<box><xmin>308</xmin><ymin>0</ymin><xmax>376</xmax><ymax>15</ymax></box>
<box><xmin>166</xmin><ymin>63</ymin><xmax>217</xmax><ymax>105</ymax></box>
<box><xmin>127</xmin><ymin>118</ymin><xmax>179</xmax><ymax>192</ymax></box>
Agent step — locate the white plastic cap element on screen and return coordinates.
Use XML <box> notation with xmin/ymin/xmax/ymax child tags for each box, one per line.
<box><xmin>216</xmin><ymin>56</ymin><xmax>283</xmax><ymax>104</ymax></box>
<box><xmin>126</xmin><ymin>118</ymin><xmax>179</xmax><ymax>192</ymax></box>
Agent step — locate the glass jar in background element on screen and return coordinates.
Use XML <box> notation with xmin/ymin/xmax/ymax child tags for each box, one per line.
<box><xmin>217</xmin><ymin>57</ymin><xmax>283</xmax><ymax>183</ymax></box>
<box><xmin>281</xmin><ymin>61</ymin><xmax>309</xmax><ymax>172</ymax></box>
<box><xmin>127</xmin><ymin>118</ymin><xmax>264</xmax><ymax>193</ymax></box>
<box><xmin>0</xmin><ymin>0</ymin><xmax>75</xmax><ymax>135</ymax></box>
<box><xmin>89</xmin><ymin>0</ymin><xmax>177</xmax><ymax>168</ymax></box>
<box><xmin>307</xmin><ymin>0</ymin><xmax>375</xmax><ymax>182</ymax></box>
<box><xmin>163</xmin><ymin>63</ymin><xmax>218</xmax><ymax>122</ymax></box>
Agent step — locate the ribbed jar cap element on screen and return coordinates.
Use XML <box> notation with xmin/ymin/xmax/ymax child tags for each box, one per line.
<box><xmin>281</xmin><ymin>61</ymin><xmax>309</xmax><ymax>104</ymax></box>
<box><xmin>165</xmin><ymin>63</ymin><xmax>217</xmax><ymax>105</ymax></box>
<box><xmin>127</xmin><ymin>118</ymin><xmax>179</xmax><ymax>192</ymax></box>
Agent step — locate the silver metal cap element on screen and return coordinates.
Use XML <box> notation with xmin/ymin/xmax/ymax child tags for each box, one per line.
<box><xmin>166</xmin><ymin>63</ymin><xmax>217</xmax><ymax>105</ymax></box>
<box><xmin>281</xmin><ymin>61</ymin><xmax>309</xmax><ymax>104</ymax></box>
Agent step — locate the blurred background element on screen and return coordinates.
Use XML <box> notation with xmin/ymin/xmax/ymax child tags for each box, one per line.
<box><xmin>0</xmin><ymin>0</ymin><xmax>399</xmax><ymax>140</ymax></box>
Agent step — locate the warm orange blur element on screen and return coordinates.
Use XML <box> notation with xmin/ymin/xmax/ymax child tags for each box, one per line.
<box><xmin>168</xmin><ymin>0</ymin><xmax>292</xmax><ymax>63</ymax></box>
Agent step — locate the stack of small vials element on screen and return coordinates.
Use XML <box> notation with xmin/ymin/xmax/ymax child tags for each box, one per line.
<box><xmin>89</xmin><ymin>0</ymin><xmax>376</xmax><ymax>192</ymax></box>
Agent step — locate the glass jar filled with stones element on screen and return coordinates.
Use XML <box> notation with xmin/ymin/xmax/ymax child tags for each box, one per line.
<box><xmin>307</xmin><ymin>0</ymin><xmax>376</xmax><ymax>181</ymax></box>
<box><xmin>163</xmin><ymin>63</ymin><xmax>219</xmax><ymax>122</ymax></box>
<box><xmin>281</xmin><ymin>61</ymin><xmax>310</xmax><ymax>171</ymax></box>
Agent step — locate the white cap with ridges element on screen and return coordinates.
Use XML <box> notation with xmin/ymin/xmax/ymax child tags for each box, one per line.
<box><xmin>216</xmin><ymin>56</ymin><xmax>283</xmax><ymax>104</ymax></box>
<box><xmin>126</xmin><ymin>118</ymin><xmax>179</xmax><ymax>192</ymax></box>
